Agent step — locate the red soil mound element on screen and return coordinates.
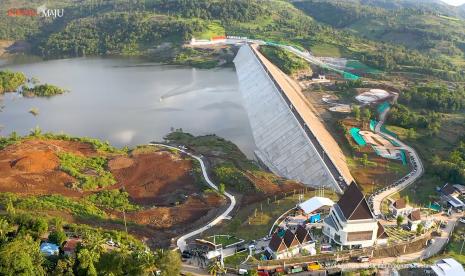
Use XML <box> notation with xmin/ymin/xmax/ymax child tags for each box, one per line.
<box><xmin>12</xmin><ymin>150</ymin><xmax>58</xmax><ymax>173</ymax></box>
<box><xmin>0</xmin><ymin>139</ymin><xmax>96</xmax><ymax>197</ymax></box>
<box><xmin>109</xmin><ymin>151</ymin><xmax>199</xmax><ymax>206</ymax></box>
<box><xmin>126</xmin><ymin>194</ymin><xmax>224</xmax><ymax>228</ymax></box>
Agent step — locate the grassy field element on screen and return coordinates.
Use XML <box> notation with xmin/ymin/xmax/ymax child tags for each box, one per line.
<box><xmin>206</xmin><ymin>190</ymin><xmax>338</xmax><ymax>241</ymax></box>
<box><xmin>310</xmin><ymin>43</ymin><xmax>344</xmax><ymax>57</ymax></box>
<box><xmin>193</xmin><ymin>21</ymin><xmax>225</xmax><ymax>40</ymax></box>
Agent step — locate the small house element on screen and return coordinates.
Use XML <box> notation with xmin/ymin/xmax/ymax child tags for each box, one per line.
<box><xmin>440</xmin><ymin>183</ymin><xmax>464</xmax><ymax>210</ymax></box>
<box><xmin>389</xmin><ymin>198</ymin><xmax>412</xmax><ymax>217</ymax></box>
<box><xmin>407</xmin><ymin>209</ymin><xmax>422</xmax><ymax>232</ymax></box>
<box><xmin>63</xmin><ymin>238</ymin><xmax>81</xmax><ymax>256</ymax></box>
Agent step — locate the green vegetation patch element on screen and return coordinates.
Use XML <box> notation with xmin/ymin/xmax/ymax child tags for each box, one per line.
<box><xmin>86</xmin><ymin>189</ymin><xmax>140</xmax><ymax>212</ymax></box>
<box><xmin>259</xmin><ymin>45</ymin><xmax>310</xmax><ymax>75</ymax></box>
<box><xmin>205</xmin><ymin>235</ymin><xmax>241</xmax><ymax>247</ymax></box>
<box><xmin>0</xmin><ymin>70</ymin><xmax>27</xmax><ymax>93</ymax></box>
<box><xmin>193</xmin><ymin>21</ymin><xmax>225</xmax><ymax>40</ymax></box>
<box><xmin>22</xmin><ymin>84</ymin><xmax>66</xmax><ymax>97</ymax></box>
<box><xmin>0</xmin><ymin>193</ymin><xmax>107</xmax><ymax>219</ymax></box>
<box><xmin>310</xmin><ymin>43</ymin><xmax>344</xmax><ymax>57</ymax></box>
<box><xmin>58</xmin><ymin>152</ymin><xmax>116</xmax><ymax>190</ymax></box>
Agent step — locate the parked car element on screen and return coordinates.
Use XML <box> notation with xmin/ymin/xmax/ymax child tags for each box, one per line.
<box><xmin>460</xmin><ymin>218</ymin><xmax>465</xmax><ymax>224</ymax></box>
<box><xmin>357</xmin><ymin>256</ymin><xmax>370</xmax><ymax>263</ymax></box>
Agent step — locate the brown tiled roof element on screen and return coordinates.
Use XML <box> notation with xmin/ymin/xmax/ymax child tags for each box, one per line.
<box><xmin>336</xmin><ymin>182</ymin><xmax>374</xmax><ymax>220</ymax></box>
<box><xmin>377</xmin><ymin>222</ymin><xmax>389</xmax><ymax>239</ymax></box>
<box><xmin>408</xmin><ymin>209</ymin><xmax>421</xmax><ymax>221</ymax></box>
<box><xmin>295</xmin><ymin>225</ymin><xmax>311</xmax><ymax>244</ymax></box>
<box><xmin>63</xmin><ymin>238</ymin><xmax>81</xmax><ymax>252</ymax></box>
<box><xmin>393</xmin><ymin>199</ymin><xmax>406</xmax><ymax>209</ymax></box>
<box><xmin>268</xmin><ymin>233</ymin><xmax>287</xmax><ymax>252</ymax></box>
<box><xmin>283</xmin><ymin>229</ymin><xmax>300</xmax><ymax>248</ymax></box>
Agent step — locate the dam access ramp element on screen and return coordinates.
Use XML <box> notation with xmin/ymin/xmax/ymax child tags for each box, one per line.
<box><xmin>233</xmin><ymin>44</ymin><xmax>354</xmax><ymax>193</ymax></box>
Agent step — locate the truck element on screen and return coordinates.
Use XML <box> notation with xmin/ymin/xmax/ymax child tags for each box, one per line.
<box><xmin>287</xmin><ymin>266</ymin><xmax>303</xmax><ymax>274</ymax></box>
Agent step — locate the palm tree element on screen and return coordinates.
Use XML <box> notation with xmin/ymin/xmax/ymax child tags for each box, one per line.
<box><xmin>29</xmin><ymin>126</ymin><xmax>42</xmax><ymax>137</ymax></box>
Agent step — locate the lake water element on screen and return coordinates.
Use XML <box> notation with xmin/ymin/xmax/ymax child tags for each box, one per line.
<box><xmin>0</xmin><ymin>57</ymin><xmax>256</xmax><ymax>157</ymax></box>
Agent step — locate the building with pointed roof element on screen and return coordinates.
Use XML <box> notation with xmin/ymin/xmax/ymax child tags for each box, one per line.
<box><xmin>323</xmin><ymin>182</ymin><xmax>385</xmax><ymax>248</ymax></box>
<box><xmin>266</xmin><ymin>226</ymin><xmax>316</xmax><ymax>260</ymax></box>
<box><xmin>295</xmin><ymin>225</ymin><xmax>316</xmax><ymax>253</ymax></box>
<box><xmin>266</xmin><ymin>232</ymin><xmax>288</xmax><ymax>259</ymax></box>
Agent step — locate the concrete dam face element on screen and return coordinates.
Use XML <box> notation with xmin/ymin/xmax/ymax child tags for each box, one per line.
<box><xmin>233</xmin><ymin>44</ymin><xmax>354</xmax><ymax>193</ymax></box>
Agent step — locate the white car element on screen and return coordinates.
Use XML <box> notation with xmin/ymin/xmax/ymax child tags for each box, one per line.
<box><xmin>459</xmin><ymin>218</ymin><xmax>465</xmax><ymax>224</ymax></box>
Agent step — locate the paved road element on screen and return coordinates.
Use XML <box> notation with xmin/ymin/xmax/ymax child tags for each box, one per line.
<box><xmin>149</xmin><ymin>143</ymin><xmax>236</xmax><ymax>252</ymax></box>
<box><xmin>369</xmin><ymin>107</ymin><xmax>424</xmax><ymax>216</ymax></box>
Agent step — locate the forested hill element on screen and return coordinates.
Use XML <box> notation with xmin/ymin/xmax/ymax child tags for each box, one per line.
<box><xmin>293</xmin><ymin>0</ymin><xmax>465</xmax><ymax>68</ymax></box>
<box><xmin>1</xmin><ymin>0</ymin><xmax>464</xmax><ymax>81</ymax></box>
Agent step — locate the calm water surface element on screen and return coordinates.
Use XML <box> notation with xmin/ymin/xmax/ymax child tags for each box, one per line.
<box><xmin>0</xmin><ymin>57</ymin><xmax>256</xmax><ymax>156</ymax></box>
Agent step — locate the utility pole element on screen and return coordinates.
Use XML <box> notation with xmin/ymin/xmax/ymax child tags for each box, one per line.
<box><xmin>123</xmin><ymin>209</ymin><xmax>128</xmax><ymax>234</ymax></box>
<box><xmin>460</xmin><ymin>235</ymin><xmax>465</xmax><ymax>255</ymax></box>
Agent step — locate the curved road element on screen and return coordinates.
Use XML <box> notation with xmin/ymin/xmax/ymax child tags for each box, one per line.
<box><xmin>369</xmin><ymin>107</ymin><xmax>424</xmax><ymax>216</ymax></box>
<box><xmin>149</xmin><ymin>143</ymin><xmax>236</xmax><ymax>252</ymax></box>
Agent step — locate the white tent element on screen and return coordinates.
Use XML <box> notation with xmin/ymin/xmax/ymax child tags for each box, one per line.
<box><xmin>298</xmin><ymin>197</ymin><xmax>335</xmax><ymax>215</ymax></box>
<box><xmin>431</xmin><ymin>258</ymin><xmax>465</xmax><ymax>276</ymax></box>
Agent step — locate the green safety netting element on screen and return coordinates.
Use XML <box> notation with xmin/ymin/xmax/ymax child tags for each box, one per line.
<box><xmin>381</xmin><ymin>125</ymin><xmax>398</xmax><ymax>139</ymax></box>
<box><xmin>345</xmin><ymin>60</ymin><xmax>382</xmax><ymax>74</ymax></box>
<box><xmin>399</xmin><ymin>149</ymin><xmax>407</xmax><ymax>165</ymax></box>
<box><xmin>350</xmin><ymin>127</ymin><xmax>366</xmax><ymax>146</ymax></box>
<box><xmin>264</xmin><ymin>41</ymin><xmax>360</xmax><ymax>80</ymax></box>
<box><xmin>377</xmin><ymin>102</ymin><xmax>390</xmax><ymax>114</ymax></box>
<box><xmin>428</xmin><ymin>202</ymin><xmax>441</xmax><ymax>212</ymax></box>
<box><xmin>370</xmin><ymin>120</ymin><xmax>377</xmax><ymax>131</ymax></box>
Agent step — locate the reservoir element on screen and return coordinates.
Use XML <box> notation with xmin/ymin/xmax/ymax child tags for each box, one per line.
<box><xmin>0</xmin><ymin>57</ymin><xmax>256</xmax><ymax>157</ymax></box>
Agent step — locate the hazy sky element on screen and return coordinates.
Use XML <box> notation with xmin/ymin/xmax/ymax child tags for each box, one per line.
<box><xmin>441</xmin><ymin>0</ymin><xmax>465</xmax><ymax>6</ymax></box>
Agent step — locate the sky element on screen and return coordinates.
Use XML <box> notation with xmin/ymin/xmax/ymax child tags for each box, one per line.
<box><xmin>441</xmin><ymin>0</ymin><xmax>465</xmax><ymax>6</ymax></box>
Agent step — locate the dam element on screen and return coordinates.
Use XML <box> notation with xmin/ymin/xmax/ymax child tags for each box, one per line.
<box><xmin>233</xmin><ymin>44</ymin><xmax>354</xmax><ymax>193</ymax></box>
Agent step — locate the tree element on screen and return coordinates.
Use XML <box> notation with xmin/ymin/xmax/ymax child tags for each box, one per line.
<box><xmin>416</xmin><ymin>223</ymin><xmax>424</xmax><ymax>235</ymax></box>
<box><xmin>154</xmin><ymin>249</ymin><xmax>181</xmax><ymax>276</ymax></box>
<box><xmin>77</xmin><ymin>248</ymin><xmax>98</xmax><ymax>276</ymax></box>
<box><xmin>0</xmin><ymin>218</ymin><xmax>11</xmax><ymax>243</ymax></box>
<box><xmin>48</xmin><ymin>230</ymin><xmax>67</xmax><ymax>246</ymax></box>
<box><xmin>396</xmin><ymin>215</ymin><xmax>404</xmax><ymax>228</ymax></box>
<box><xmin>33</xmin><ymin>218</ymin><xmax>48</xmax><ymax>237</ymax></box>
<box><xmin>362</xmin><ymin>108</ymin><xmax>371</xmax><ymax>122</ymax></box>
<box><xmin>353</xmin><ymin>105</ymin><xmax>361</xmax><ymax>121</ymax></box>
<box><xmin>361</xmin><ymin>153</ymin><xmax>369</xmax><ymax>167</ymax></box>
<box><xmin>207</xmin><ymin>261</ymin><xmax>226</xmax><ymax>276</ymax></box>
<box><xmin>0</xmin><ymin>236</ymin><xmax>45</xmax><ymax>276</ymax></box>
<box><xmin>218</xmin><ymin>183</ymin><xmax>225</xmax><ymax>195</ymax></box>
<box><xmin>406</xmin><ymin>128</ymin><xmax>417</xmax><ymax>139</ymax></box>
<box><xmin>52</xmin><ymin>257</ymin><xmax>75</xmax><ymax>276</ymax></box>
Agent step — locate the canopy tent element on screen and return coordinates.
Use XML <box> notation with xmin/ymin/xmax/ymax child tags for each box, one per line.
<box><xmin>298</xmin><ymin>197</ymin><xmax>335</xmax><ymax>215</ymax></box>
